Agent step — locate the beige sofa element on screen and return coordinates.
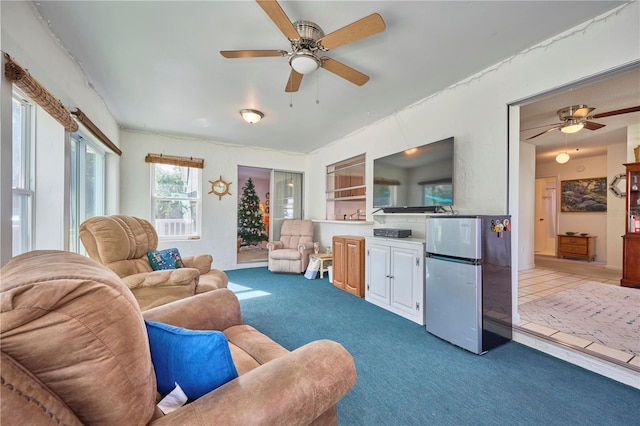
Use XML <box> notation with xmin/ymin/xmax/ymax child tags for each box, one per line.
<box><xmin>80</xmin><ymin>215</ymin><xmax>228</xmax><ymax>310</ymax></box>
<box><xmin>0</xmin><ymin>250</ymin><xmax>357</xmax><ymax>425</ymax></box>
<box><xmin>267</xmin><ymin>219</ymin><xmax>315</xmax><ymax>273</ymax></box>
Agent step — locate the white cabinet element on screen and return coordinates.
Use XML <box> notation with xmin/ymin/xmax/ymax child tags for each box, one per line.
<box><xmin>365</xmin><ymin>237</ymin><xmax>425</xmax><ymax>325</ymax></box>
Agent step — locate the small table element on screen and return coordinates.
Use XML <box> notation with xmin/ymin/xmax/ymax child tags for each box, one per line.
<box><xmin>310</xmin><ymin>253</ymin><xmax>332</xmax><ymax>279</ymax></box>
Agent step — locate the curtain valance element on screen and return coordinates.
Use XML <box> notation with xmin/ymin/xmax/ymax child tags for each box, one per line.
<box><xmin>71</xmin><ymin>108</ymin><xmax>122</xmax><ymax>156</ymax></box>
<box><xmin>145</xmin><ymin>153</ymin><xmax>204</xmax><ymax>169</ymax></box>
<box><xmin>4</xmin><ymin>53</ymin><xmax>78</xmax><ymax>132</ymax></box>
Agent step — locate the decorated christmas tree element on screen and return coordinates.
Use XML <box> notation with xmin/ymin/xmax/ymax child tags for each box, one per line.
<box><xmin>237</xmin><ymin>178</ymin><xmax>268</xmax><ymax>246</ymax></box>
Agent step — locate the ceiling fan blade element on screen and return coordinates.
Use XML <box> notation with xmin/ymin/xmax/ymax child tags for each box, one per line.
<box><xmin>591</xmin><ymin>105</ymin><xmax>640</xmax><ymax>119</ymax></box>
<box><xmin>521</xmin><ymin>122</ymin><xmax>563</xmax><ymax>132</ymax></box>
<box><xmin>583</xmin><ymin>121</ymin><xmax>606</xmax><ymax>131</ymax></box>
<box><xmin>318</xmin><ymin>13</ymin><xmax>386</xmax><ymax>50</ymax></box>
<box><xmin>285</xmin><ymin>69</ymin><xmax>303</xmax><ymax>92</ymax></box>
<box><xmin>526</xmin><ymin>125</ymin><xmax>561</xmax><ymax>140</ymax></box>
<box><xmin>321</xmin><ymin>57</ymin><xmax>370</xmax><ymax>86</ymax></box>
<box><xmin>220</xmin><ymin>50</ymin><xmax>287</xmax><ymax>59</ymax></box>
<box><xmin>256</xmin><ymin>0</ymin><xmax>300</xmax><ymax>41</ymax></box>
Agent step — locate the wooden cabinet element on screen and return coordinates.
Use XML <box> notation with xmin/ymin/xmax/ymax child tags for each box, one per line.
<box><xmin>622</xmin><ymin>162</ymin><xmax>640</xmax><ymax>288</ymax></box>
<box><xmin>365</xmin><ymin>237</ymin><xmax>425</xmax><ymax>325</ymax></box>
<box><xmin>557</xmin><ymin>235</ymin><xmax>596</xmax><ymax>261</ymax></box>
<box><xmin>332</xmin><ymin>236</ymin><xmax>365</xmax><ymax>297</ymax></box>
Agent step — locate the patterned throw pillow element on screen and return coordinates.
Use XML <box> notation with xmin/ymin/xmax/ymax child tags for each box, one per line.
<box><xmin>147</xmin><ymin>248</ymin><xmax>185</xmax><ymax>270</ymax></box>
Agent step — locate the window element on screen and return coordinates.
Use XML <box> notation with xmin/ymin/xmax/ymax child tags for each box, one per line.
<box><xmin>326</xmin><ymin>154</ymin><xmax>366</xmax><ymax>220</ymax></box>
<box><xmin>12</xmin><ymin>92</ymin><xmax>34</xmax><ymax>256</ymax></box>
<box><xmin>151</xmin><ymin>163</ymin><xmax>201</xmax><ymax>239</ymax></box>
<box><xmin>69</xmin><ymin>132</ymin><xmax>106</xmax><ymax>253</ymax></box>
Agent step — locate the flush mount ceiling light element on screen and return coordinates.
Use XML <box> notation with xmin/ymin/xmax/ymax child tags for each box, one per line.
<box><xmin>560</xmin><ymin>119</ymin><xmax>585</xmax><ymax>134</ymax></box>
<box><xmin>555</xmin><ymin>152</ymin><xmax>571</xmax><ymax>164</ymax></box>
<box><xmin>239</xmin><ymin>109</ymin><xmax>264</xmax><ymax>124</ymax></box>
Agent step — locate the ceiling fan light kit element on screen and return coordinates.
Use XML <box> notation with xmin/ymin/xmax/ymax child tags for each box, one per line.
<box><xmin>560</xmin><ymin>120</ymin><xmax>584</xmax><ymax>134</ymax></box>
<box><xmin>240</xmin><ymin>109</ymin><xmax>264</xmax><ymax>124</ymax></box>
<box><xmin>290</xmin><ymin>51</ymin><xmax>320</xmax><ymax>74</ymax></box>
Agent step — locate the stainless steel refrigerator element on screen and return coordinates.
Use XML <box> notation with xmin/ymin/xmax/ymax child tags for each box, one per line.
<box><xmin>425</xmin><ymin>215</ymin><xmax>512</xmax><ymax>354</ymax></box>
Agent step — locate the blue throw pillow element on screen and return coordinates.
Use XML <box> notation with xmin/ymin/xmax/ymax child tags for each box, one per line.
<box><xmin>147</xmin><ymin>248</ymin><xmax>184</xmax><ymax>270</ymax></box>
<box><xmin>145</xmin><ymin>320</ymin><xmax>238</xmax><ymax>400</ymax></box>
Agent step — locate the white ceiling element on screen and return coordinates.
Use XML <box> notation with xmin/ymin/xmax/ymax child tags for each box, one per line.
<box><xmin>32</xmin><ymin>0</ymin><xmax>635</xmax><ymax>155</ymax></box>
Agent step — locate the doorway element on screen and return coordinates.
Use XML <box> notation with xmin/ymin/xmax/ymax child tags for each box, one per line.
<box><xmin>515</xmin><ymin>65</ymin><xmax>637</xmax><ymax>368</ymax></box>
<box><xmin>534</xmin><ymin>177</ymin><xmax>557</xmax><ymax>256</ymax></box>
<box><xmin>236</xmin><ymin>167</ymin><xmax>305</xmax><ymax>265</ymax></box>
<box><xmin>237</xmin><ymin>166</ymin><xmax>271</xmax><ymax>264</ymax></box>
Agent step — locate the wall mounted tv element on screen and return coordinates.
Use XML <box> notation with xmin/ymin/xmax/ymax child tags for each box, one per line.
<box><xmin>373</xmin><ymin>137</ymin><xmax>454</xmax><ymax>213</ymax></box>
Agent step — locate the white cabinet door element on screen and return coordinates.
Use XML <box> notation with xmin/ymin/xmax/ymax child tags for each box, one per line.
<box><xmin>365</xmin><ymin>243</ymin><xmax>389</xmax><ymax>306</ymax></box>
<box><xmin>365</xmin><ymin>237</ymin><xmax>425</xmax><ymax>325</ymax></box>
<box><xmin>390</xmin><ymin>246</ymin><xmax>420</xmax><ymax>316</ymax></box>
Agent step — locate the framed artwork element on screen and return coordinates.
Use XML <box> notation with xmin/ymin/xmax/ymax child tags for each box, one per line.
<box><xmin>560</xmin><ymin>177</ymin><xmax>607</xmax><ymax>212</ymax></box>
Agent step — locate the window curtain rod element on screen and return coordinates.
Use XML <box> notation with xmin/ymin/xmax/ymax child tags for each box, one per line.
<box><xmin>70</xmin><ymin>108</ymin><xmax>122</xmax><ymax>156</ymax></box>
<box><xmin>3</xmin><ymin>52</ymin><xmax>78</xmax><ymax>132</ymax></box>
<box><xmin>145</xmin><ymin>153</ymin><xmax>204</xmax><ymax>169</ymax></box>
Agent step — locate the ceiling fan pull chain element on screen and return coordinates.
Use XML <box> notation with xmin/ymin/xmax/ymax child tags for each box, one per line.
<box><xmin>290</xmin><ymin>92</ymin><xmax>293</xmax><ymax>108</ymax></box>
<box><xmin>316</xmin><ymin>71</ymin><xmax>320</xmax><ymax>104</ymax></box>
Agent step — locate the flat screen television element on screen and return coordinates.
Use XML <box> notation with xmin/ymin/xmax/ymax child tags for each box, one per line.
<box><xmin>373</xmin><ymin>137</ymin><xmax>454</xmax><ymax>213</ymax></box>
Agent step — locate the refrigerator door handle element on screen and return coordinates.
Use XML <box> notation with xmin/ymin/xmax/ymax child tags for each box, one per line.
<box><xmin>426</xmin><ymin>253</ymin><xmax>480</xmax><ymax>265</ymax></box>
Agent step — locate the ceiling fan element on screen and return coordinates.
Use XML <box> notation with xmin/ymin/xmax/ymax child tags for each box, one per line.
<box><xmin>525</xmin><ymin>104</ymin><xmax>640</xmax><ymax>140</ymax></box>
<box><xmin>220</xmin><ymin>0</ymin><xmax>386</xmax><ymax>92</ymax></box>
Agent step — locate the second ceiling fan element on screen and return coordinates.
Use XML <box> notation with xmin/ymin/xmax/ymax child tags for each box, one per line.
<box><xmin>220</xmin><ymin>0</ymin><xmax>386</xmax><ymax>92</ymax></box>
<box><xmin>525</xmin><ymin>104</ymin><xmax>640</xmax><ymax>140</ymax></box>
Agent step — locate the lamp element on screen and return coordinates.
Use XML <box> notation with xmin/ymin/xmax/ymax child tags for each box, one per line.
<box><xmin>560</xmin><ymin>120</ymin><xmax>584</xmax><ymax>134</ymax></box>
<box><xmin>239</xmin><ymin>109</ymin><xmax>264</xmax><ymax>124</ymax></box>
<box><xmin>555</xmin><ymin>152</ymin><xmax>571</xmax><ymax>164</ymax></box>
<box><xmin>289</xmin><ymin>51</ymin><xmax>321</xmax><ymax>75</ymax></box>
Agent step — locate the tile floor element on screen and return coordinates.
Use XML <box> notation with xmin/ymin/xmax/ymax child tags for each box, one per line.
<box><xmin>517</xmin><ymin>265</ymin><xmax>640</xmax><ymax>368</ymax></box>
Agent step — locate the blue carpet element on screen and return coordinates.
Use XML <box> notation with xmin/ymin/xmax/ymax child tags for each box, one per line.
<box><xmin>226</xmin><ymin>267</ymin><xmax>640</xmax><ymax>425</ymax></box>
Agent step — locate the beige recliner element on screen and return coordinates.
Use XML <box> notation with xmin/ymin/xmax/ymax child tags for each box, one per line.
<box><xmin>1</xmin><ymin>250</ymin><xmax>357</xmax><ymax>425</ymax></box>
<box><xmin>80</xmin><ymin>215</ymin><xmax>228</xmax><ymax>310</ymax></box>
<box><xmin>267</xmin><ymin>219</ymin><xmax>315</xmax><ymax>273</ymax></box>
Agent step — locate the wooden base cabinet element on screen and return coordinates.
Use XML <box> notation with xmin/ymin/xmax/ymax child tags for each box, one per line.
<box><xmin>556</xmin><ymin>235</ymin><xmax>596</xmax><ymax>262</ymax></box>
<box><xmin>621</xmin><ymin>233</ymin><xmax>640</xmax><ymax>287</ymax></box>
<box><xmin>332</xmin><ymin>236</ymin><xmax>365</xmax><ymax>297</ymax></box>
<box><xmin>365</xmin><ymin>237</ymin><xmax>425</xmax><ymax>325</ymax></box>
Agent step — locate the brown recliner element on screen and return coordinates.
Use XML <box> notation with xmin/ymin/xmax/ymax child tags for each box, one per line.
<box><xmin>80</xmin><ymin>215</ymin><xmax>228</xmax><ymax>310</ymax></box>
<box><xmin>0</xmin><ymin>250</ymin><xmax>357</xmax><ymax>425</ymax></box>
<box><xmin>267</xmin><ymin>219</ymin><xmax>315</xmax><ymax>273</ymax></box>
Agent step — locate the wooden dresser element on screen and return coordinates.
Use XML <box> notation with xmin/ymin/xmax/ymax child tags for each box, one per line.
<box><xmin>557</xmin><ymin>235</ymin><xmax>596</xmax><ymax>262</ymax></box>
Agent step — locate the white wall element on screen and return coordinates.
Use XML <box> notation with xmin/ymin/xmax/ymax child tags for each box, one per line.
<box><xmin>627</xmin><ymin>123</ymin><xmax>640</xmax><ymax>162</ymax></box>
<box><xmin>309</xmin><ymin>3</ymin><xmax>639</xmax><ymax>219</ymax></box>
<box><xmin>118</xmin><ymin>130</ymin><xmax>309</xmax><ymax>271</ymax></box>
<box><xmin>1</xmin><ymin>1</ymin><xmax>121</xmax><ymax>263</ymax></box>
<box><xmin>536</xmin><ymin>154</ymin><xmax>610</xmax><ymax>262</ymax></box>
<box><xmin>519</xmin><ymin>142</ymin><xmax>537</xmax><ymax>271</ymax></box>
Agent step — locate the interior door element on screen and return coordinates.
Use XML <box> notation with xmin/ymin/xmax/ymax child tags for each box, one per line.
<box><xmin>271</xmin><ymin>170</ymin><xmax>303</xmax><ymax>241</ymax></box>
<box><xmin>534</xmin><ymin>177</ymin><xmax>557</xmax><ymax>255</ymax></box>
